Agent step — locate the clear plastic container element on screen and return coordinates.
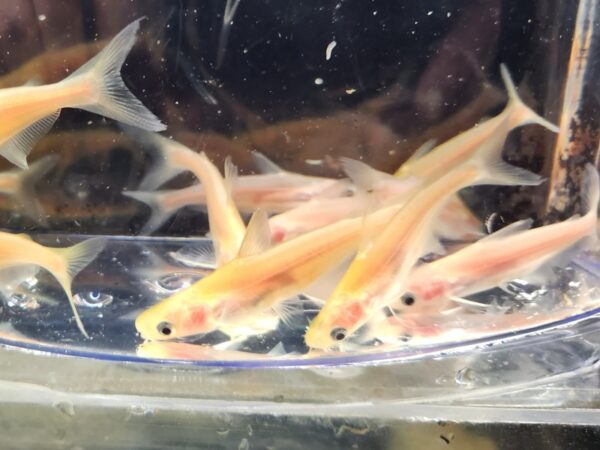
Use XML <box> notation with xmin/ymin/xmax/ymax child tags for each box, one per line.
<box><xmin>0</xmin><ymin>0</ymin><xmax>599</xmax><ymax>448</ymax></box>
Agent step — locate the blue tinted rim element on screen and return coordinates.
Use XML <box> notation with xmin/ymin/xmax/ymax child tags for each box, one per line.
<box><xmin>1</xmin><ymin>307</ymin><xmax>599</xmax><ymax>368</ymax></box>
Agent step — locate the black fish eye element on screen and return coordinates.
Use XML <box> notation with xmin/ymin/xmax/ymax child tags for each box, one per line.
<box><xmin>401</xmin><ymin>292</ymin><xmax>416</xmax><ymax>306</ymax></box>
<box><xmin>330</xmin><ymin>327</ymin><xmax>348</xmax><ymax>341</ymax></box>
<box><xmin>157</xmin><ymin>321</ymin><xmax>174</xmax><ymax>336</ymax></box>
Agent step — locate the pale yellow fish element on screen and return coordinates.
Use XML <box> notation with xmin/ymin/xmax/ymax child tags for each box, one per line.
<box><xmin>126</xmin><ymin>136</ymin><xmax>246</xmax><ymax>266</ymax></box>
<box><xmin>134</xmin><ymin>202</ymin><xmax>405</xmax><ymax>341</ymax></box>
<box><xmin>395</xmin><ymin>65</ymin><xmax>559</xmax><ymax>180</ymax></box>
<box><xmin>399</xmin><ymin>164</ymin><xmax>600</xmax><ymax>314</ymax></box>
<box><xmin>0</xmin><ymin>233</ymin><xmax>106</xmax><ymax>337</ymax></box>
<box><xmin>0</xmin><ymin>18</ymin><xmax>164</xmax><ymax>169</ymax></box>
<box><xmin>304</xmin><ymin>117</ymin><xmax>544</xmax><ymax>349</ymax></box>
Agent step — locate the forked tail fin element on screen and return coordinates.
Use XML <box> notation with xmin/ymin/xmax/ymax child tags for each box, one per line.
<box><xmin>51</xmin><ymin>237</ymin><xmax>107</xmax><ymax>338</ymax></box>
<box><xmin>66</xmin><ymin>18</ymin><xmax>165</xmax><ymax>132</ymax></box>
<box><xmin>500</xmin><ymin>64</ymin><xmax>559</xmax><ymax>133</ymax></box>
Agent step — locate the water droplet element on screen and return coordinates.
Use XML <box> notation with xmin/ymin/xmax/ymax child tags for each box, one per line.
<box><xmin>73</xmin><ymin>291</ymin><xmax>113</xmax><ymax>308</ymax></box>
<box><xmin>157</xmin><ymin>273</ymin><xmax>200</xmax><ymax>292</ymax></box>
<box><xmin>6</xmin><ymin>293</ymin><xmax>40</xmax><ymax>310</ymax></box>
<box><xmin>54</xmin><ymin>401</ymin><xmax>75</xmax><ymax>417</ymax></box>
<box><xmin>455</xmin><ymin>368</ymin><xmax>477</xmax><ymax>385</ymax></box>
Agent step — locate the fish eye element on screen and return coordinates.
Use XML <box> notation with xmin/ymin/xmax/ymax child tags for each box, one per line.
<box><xmin>330</xmin><ymin>327</ymin><xmax>348</xmax><ymax>342</ymax></box>
<box><xmin>399</xmin><ymin>333</ymin><xmax>412</xmax><ymax>342</ymax></box>
<box><xmin>157</xmin><ymin>321</ymin><xmax>174</xmax><ymax>337</ymax></box>
<box><xmin>401</xmin><ymin>292</ymin><xmax>416</xmax><ymax>306</ymax></box>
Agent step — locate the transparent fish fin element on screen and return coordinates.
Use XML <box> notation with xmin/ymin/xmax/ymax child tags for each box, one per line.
<box><xmin>500</xmin><ymin>64</ymin><xmax>559</xmax><ymax>133</ymax></box>
<box><xmin>66</xmin><ymin>18</ymin><xmax>165</xmax><ymax>132</ymax></box>
<box><xmin>272</xmin><ymin>297</ymin><xmax>305</xmax><ymax>327</ymax></box>
<box><xmin>51</xmin><ymin>237</ymin><xmax>107</xmax><ymax>338</ymax></box>
<box><xmin>12</xmin><ymin>154</ymin><xmax>58</xmax><ymax>221</ymax></box>
<box><xmin>123</xmin><ymin>190</ymin><xmax>177</xmax><ymax>234</ymax></box>
<box><xmin>267</xmin><ymin>342</ymin><xmax>287</xmax><ymax>357</ymax></box>
<box><xmin>251</xmin><ymin>151</ymin><xmax>285</xmax><ymax>174</ymax></box>
<box><xmin>340</xmin><ymin>157</ymin><xmax>397</xmax><ymax>192</ymax></box>
<box><xmin>449</xmin><ymin>296</ymin><xmax>490</xmax><ymax>310</ymax></box>
<box><xmin>0</xmin><ymin>110</ymin><xmax>60</xmax><ymax>169</ymax></box>
<box><xmin>169</xmin><ymin>245</ymin><xmax>217</xmax><ymax>270</ymax></box>
<box><xmin>238</xmin><ymin>209</ymin><xmax>271</xmax><ymax>258</ymax></box>
<box><xmin>223</xmin><ymin>156</ymin><xmax>238</xmax><ymax>198</ymax></box>
<box><xmin>477</xmin><ymin>219</ymin><xmax>534</xmax><ymax>243</ymax></box>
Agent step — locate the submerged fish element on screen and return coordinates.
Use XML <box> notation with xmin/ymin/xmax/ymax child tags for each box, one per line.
<box><xmin>395</xmin><ymin>65</ymin><xmax>559</xmax><ymax>180</ymax></box>
<box><xmin>0</xmin><ymin>18</ymin><xmax>164</xmax><ymax>169</ymax></box>
<box><xmin>399</xmin><ymin>164</ymin><xmax>600</xmax><ymax>314</ymax></box>
<box><xmin>304</xmin><ymin>123</ymin><xmax>543</xmax><ymax>349</ymax></box>
<box><xmin>133</xmin><ymin>135</ymin><xmax>350</xmax><ymax>212</ymax></box>
<box><xmin>134</xmin><ymin>202</ymin><xmax>406</xmax><ymax>341</ymax></box>
<box><xmin>127</xmin><ymin>149</ymin><xmax>245</xmax><ymax>266</ymax></box>
<box><xmin>0</xmin><ymin>234</ymin><xmax>106</xmax><ymax>337</ymax></box>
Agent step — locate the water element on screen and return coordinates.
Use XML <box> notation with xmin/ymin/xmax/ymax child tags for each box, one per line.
<box><xmin>0</xmin><ymin>0</ymin><xmax>599</xmax><ymax>448</ymax></box>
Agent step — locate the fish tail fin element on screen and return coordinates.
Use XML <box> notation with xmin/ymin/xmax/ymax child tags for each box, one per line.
<box><xmin>66</xmin><ymin>18</ymin><xmax>165</xmax><ymax>132</ymax></box>
<box><xmin>500</xmin><ymin>64</ymin><xmax>559</xmax><ymax>133</ymax></box>
<box><xmin>470</xmin><ymin>117</ymin><xmax>545</xmax><ymax>187</ymax></box>
<box><xmin>122</xmin><ymin>128</ymin><xmax>186</xmax><ymax>190</ymax></box>
<box><xmin>51</xmin><ymin>237</ymin><xmax>107</xmax><ymax>338</ymax></box>
<box><xmin>12</xmin><ymin>155</ymin><xmax>58</xmax><ymax>221</ymax></box>
<box><xmin>123</xmin><ymin>190</ymin><xmax>176</xmax><ymax>234</ymax></box>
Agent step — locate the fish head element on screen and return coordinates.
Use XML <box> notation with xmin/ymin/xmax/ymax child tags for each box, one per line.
<box><xmin>305</xmin><ymin>292</ymin><xmax>372</xmax><ymax>350</ymax></box>
<box><xmin>135</xmin><ymin>299</ymin><xmax>217</xmax><ymax>341</ymax></box>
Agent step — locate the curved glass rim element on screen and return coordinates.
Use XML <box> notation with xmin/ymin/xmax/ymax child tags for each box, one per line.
<box><xmin>1</xmin><ymin>306</ymin><xmax>598</xmax><ymax>369</ymax></box>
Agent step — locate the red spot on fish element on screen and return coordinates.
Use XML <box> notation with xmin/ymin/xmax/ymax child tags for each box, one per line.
<box><xmin>271</xmin><ymin>228</ymin><xmax>286</xmax><ymax>243</ymax></box>
<box><xmin>189</xmin><ymin>308</ymin><xmax>207</xmax><ymax>327</ymax></box>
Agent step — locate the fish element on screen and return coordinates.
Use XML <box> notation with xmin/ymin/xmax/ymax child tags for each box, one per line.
<box><xmin>134</xmin><ymin>202</ymin><xmax>406</xmax><ymax>341</ymax></box>
<box><xmin>395</xmin><ymin>64</ymin><xmax>559</xmax><ymax>180</ymax></box>
<box><xmin>127</xmin><ymin>148</ymin><xmax>246</xmax><ymax>266</ymax></box>
<box><xmin>398</xmin><ymin>164</ymin><xmax>600</xmax><ymax>314</ymax></box>
<box><xmin>0</xmin><ymin>18</ymin><xmax>164</xmax><ymax>169</ymax></box>
<box><xmin>134</xmin><ymin>132</ymin><xmax>351</xmax><ymax>210</ymax></box>
<box><xmin>137</xmin><ymin>340</ymin><xmax>289</xmax><ymax>361</ymax></box>
<box><xmin>0</xmin><ymin>234</ymin><xmax>106</xmax><ymax>337</ymax></box>
<box><xmin>304</xmin><ymin>118</ymin><xmax>544</xmax><ymax>350</ymax></box>
<box><xmin>0</xmin><ymin>154</ymin><xmax>57</xmax><ymax>220</ymax></box>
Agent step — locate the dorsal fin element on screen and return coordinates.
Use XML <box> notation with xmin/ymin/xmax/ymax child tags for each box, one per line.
<box><xmin>340</xmin><ymin>157</ymin><xmax>397</xmax><ymax>193</ymax></box>
<box><xmin>238</xmin><ymin>209</ymin><xmax>272</xmax><ymax>258</ymax></box>
<box><xmin>251</xmin><ymin>151</ymin><xmax>285</xmax><ymax>174</ymax></box>
<box><xmin>223</xmin><ymin>156</ymin><xmax>238</xmax><ymax>197</ymax></box>
<box><xmin>478</xmin><ymin>219</ymin><xmax>533</xmax><ymax>244</ymax></box>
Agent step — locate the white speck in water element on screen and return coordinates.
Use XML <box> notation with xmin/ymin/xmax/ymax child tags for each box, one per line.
<box><xmin>314</xmin><ymin>77</ymin><xmax>324</xmax><ymax>85</ymax></box>
<box><xmin>325</xmin><ymin>40</ymin><xmax>337</xmax><ymax>60</ymax></box>
<box><xmin>305</xmin><ymin>159</ymin><xmax>324</xmax><ymax>166</ymax></box>
<box><xmin>373</xmin><ymin>10</ymin><xmax>378</xmax><ymax>16</ymax></box>
<box><xmin>447</xmin><ymin>12</ymin><xmax>452</xmax><ymax>18</ymax></box>
<box><xmin>345</xmin><ymin>88</ymin><xmax>357</xmax><ymax>94</ymax></box>
<box><xmin>427</xmin><ymin>10</ymin><xmax>433</xmax><ymax>16</ymax></box>
<box><xmin>38</xmin><ymin>14</ymin><xmax>47</xmax><ymax>22</ymax></box>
